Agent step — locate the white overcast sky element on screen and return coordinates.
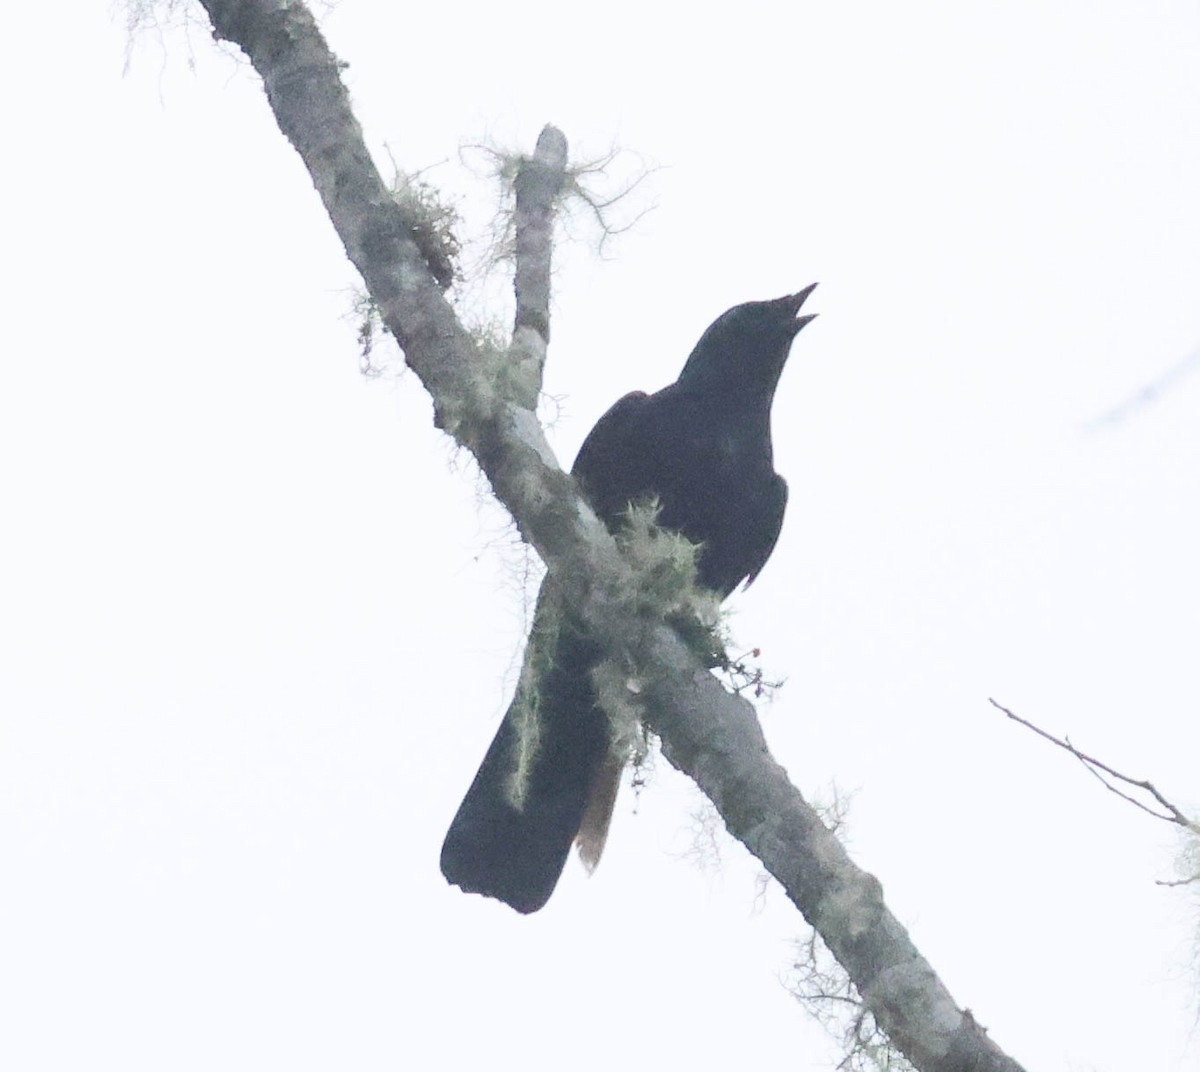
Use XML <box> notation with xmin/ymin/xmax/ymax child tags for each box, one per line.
<box><xmin>3</xmin><ymin>2</ymin><xmax>1199</xmax><ymax>1070</ymax></box>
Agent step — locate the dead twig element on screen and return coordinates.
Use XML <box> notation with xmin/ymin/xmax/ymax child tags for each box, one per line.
<box><xmin>989</xmin><ymin>698</ymin><xmax>1195</xmax><ymax>829</ymax></box>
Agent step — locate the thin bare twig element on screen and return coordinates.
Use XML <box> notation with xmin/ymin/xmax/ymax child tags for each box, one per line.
<box><xmin>989</xmin><ymin>698</ymin><xmax>1192</xmax><ymax>827</ymax></box>
<box><xmin>1158</xmin><ymin>875</ymin><xmax>1200</xmax><ymax>888</ymax></box>
<box><xmin>1086</xmin><ymin>344</ymin><xmax>1200</xmax><ymax>430</ymax></box>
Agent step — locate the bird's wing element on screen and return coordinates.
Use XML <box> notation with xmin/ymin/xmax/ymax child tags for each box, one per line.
<box><xmin>742</xmin><ymin>473</ymin><xmax>789</xmax><ymax>589</ymax></box>
<box><xmin>571</xmin><ymin>391</ymin><xmax>652</xmax><ymax>520</ymax></box>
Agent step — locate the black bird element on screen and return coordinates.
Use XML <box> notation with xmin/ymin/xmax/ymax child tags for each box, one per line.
<box><xmin>440</xmin><ymin>286</ymin><xmax>818</xmax><ymax>913</ymax></box>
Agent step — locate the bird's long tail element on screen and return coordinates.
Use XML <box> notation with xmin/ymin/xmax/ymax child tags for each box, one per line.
<box><xmin>440</xmin><ymin>597</ymin><xmax>618</xmax><ymax>914</ymax></box>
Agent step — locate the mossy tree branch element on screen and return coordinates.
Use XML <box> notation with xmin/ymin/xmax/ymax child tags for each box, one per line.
<box><xmin>195</xmin><ymin>3</ymin><xmax>1027</xmax><ymax>1069</ymax></box>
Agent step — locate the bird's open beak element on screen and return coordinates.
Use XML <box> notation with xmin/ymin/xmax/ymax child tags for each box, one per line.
<box><xmin>780</xmin><ymin>283</ymin><xmax>819</xmax><ymax>335</ymax></box>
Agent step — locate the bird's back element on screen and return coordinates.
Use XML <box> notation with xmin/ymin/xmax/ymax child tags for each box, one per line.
<box><xmin>573</xmin><ymin>381</ymin><xmax>788</xmax><ymax>597</ymax></box>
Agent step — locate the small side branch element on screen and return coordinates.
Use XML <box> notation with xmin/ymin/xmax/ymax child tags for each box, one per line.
<box><xmin>989</xmin><ymin>698</ymin><xmax>1195</xmax><ymax>829</ymax></box>
<box><xmin>509</xmin><ymin>124</ymin><xmax>568</xmax><ymax>408</ymax></box>
<box><xmin>1086</xmin><ymin>344</ymin><xmax>1200</xmax><ymax>430</ymax></box>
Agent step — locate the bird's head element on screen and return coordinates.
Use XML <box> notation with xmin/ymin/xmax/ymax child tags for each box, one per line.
<box><xmin>678</xmin><ymin>284</ymin><xmax>818</xmax><ymax>402</ymax></box>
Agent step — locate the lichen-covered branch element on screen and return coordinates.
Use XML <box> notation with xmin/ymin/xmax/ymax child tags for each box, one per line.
<box><xmin>201</xmin><ymin>0</ymin><xmax>599</xmax><ymax>585</ymax></box>
<box><xmin>509</xmin><ymin>124</ymin><xmax>568</xmax><ymax>409</ymax></box>
<box><xmin>643</xmin><ymin>629</ymin><xmax>1024</xmax><ymax>1072</ymax></box>
<box><xmin>194</xmin><ymin>3</ymin><xmax>1028</xmax><ymax>1069</ymax></box>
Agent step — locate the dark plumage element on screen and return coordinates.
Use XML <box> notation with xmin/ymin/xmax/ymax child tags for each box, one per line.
<box><xmin>440</xmin><ymin>286</ymin><xmax>817</xmax><ymax>912</ymax></box>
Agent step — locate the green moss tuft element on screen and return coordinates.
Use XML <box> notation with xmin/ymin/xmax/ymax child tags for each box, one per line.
<box><xmin>389</xmin><ymin>171</ymin><xmax>461</xmax><ymax>290</ymax></box>
<box><xmin>505</xmin><ymin>587</ymin><xmax>565</xmax><ymax>809</ymax></box>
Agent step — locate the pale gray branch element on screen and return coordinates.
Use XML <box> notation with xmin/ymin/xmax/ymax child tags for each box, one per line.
<box><xmin>509</xmin><ymin>124</ymin><xmax>568</xmax><ymax>408</ymax></box>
